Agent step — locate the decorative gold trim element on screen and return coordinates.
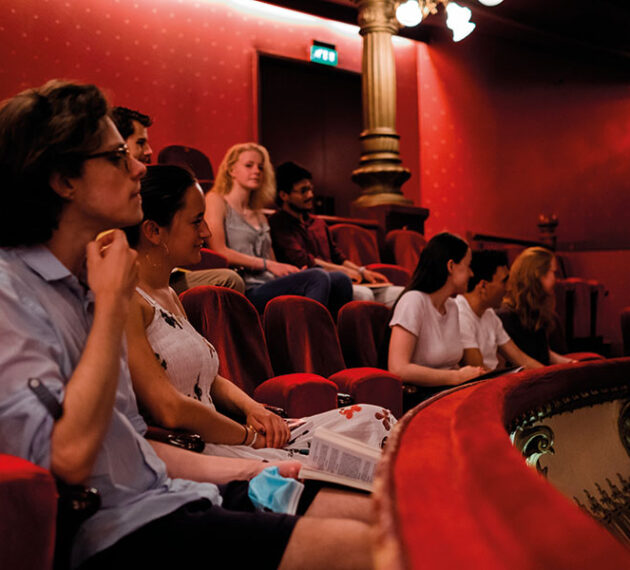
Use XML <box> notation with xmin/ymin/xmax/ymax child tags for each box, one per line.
<box><xmin>511</xmin><ymin>425</ymin><xmax>554</xmax><ymax>476</ymax></box>
<box><xmin>574</xmin><ymin>474</ymin><xmax>630</xmax><ymax>548</ymax></box>
<box><xmin>508</xmin><ymin>384</ymin><xmax>630</xmax><ymax>434</ymax></box>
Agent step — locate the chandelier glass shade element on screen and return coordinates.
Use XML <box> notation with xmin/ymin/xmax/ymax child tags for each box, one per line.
<box><xmin>395</xmin><ymin>0</ymin><xmax>503</xmax><ymax>42</ymax></box>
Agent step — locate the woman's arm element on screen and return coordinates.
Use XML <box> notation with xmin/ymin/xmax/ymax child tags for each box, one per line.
<box><xmin>549</xmin><ymin>350</ymin><xmax>576</xmax><ymax>365</ymax></box>
<box><xmin>149</xmin><ymin>440</ymin><xmax>302</xmax><ymax>483</ymax></box>
<box><xmin>205</xmin><ymin>193</ymin><xmax>298</xmax><ymax>277</ymax></box>
<box><xmin>211</xmin><ymin>375</ymin><xmax>290</xmax><ymax>448</ymax></box>
<box><xmin>388</xmin><ymin>325</ymin><xmax>484</xmax><ymax>387</ymax></box>
<box><xmin>125</xmin><ymin>294</ymin><xmax>262</xmax><ymax>447</ymax></box>
<box><xmin>51</xmin><ymin>231</ymin><xmax>139</xmax><ymax>484</ymax></box>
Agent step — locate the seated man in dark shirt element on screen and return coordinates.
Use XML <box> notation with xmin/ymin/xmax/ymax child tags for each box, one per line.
<box><xmin>270</xmin><ymin>162</ymin><xmax>403</xmax><ymax>308</ymax></box>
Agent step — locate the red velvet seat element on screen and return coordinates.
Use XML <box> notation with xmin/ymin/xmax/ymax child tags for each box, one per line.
<box><xmin>181</xmin><ymin>247</ymin><xmax>228</xmax><ymax>271</ymax></box>
<box><xmin>337</xmin><ymin>300</ymin><xmax>391</xmax><ymax>370</ymax></box>
<box><xmin>0</xmin><ymin>454</ymin><xmax>57</xmax><ymax>570</ymax></box>
<box><xmin>264</xmin><ymin>295</ymin><xmax>402</xmax><ymax>417</ymax></box>
<box><xmin>622</xmin><ymin>307</ymin><xmax>630</xmax><ymax>356</ymax></box>
<box><xmin>157</xmin><ymin>144</ymin><xmax>214</xmax><ymax>192</ymax></box>
<box><xmin>374</xmin><ymin>358</ymin><xmax>630</xmax><ymax>569</ymax></box>
<box><xmin>384</xmin><ymin>229</ymin><xmax>426</xmax><ymax>274</ymax></box>
<box><xmin>180</xmin><ymin>286</ymin><xmax>337</xmax><ymax>417</ymax></box>
<box><xmin>330</xmin><ymin>223</ymin><xmax>411</xmax><ymax>286</ymax></box>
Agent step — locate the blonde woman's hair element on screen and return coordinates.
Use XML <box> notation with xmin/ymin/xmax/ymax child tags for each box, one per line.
<box><xmin>211</xmin><ymin>142</ymin><xmax>276</xmax><ymax>210</ymax></box>
<box><xmin>503</xmin><ymin>247</ymin><xmax>556</xmax><ymax>332</ymax></box>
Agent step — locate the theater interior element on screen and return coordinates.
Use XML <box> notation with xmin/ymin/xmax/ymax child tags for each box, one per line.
<box><xmin>1</xmin><ymin>0</ymin><xmax>630</xmax><ymax>568</ymax></box>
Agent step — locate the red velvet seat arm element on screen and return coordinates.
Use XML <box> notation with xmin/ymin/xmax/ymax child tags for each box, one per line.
<box><xmin>0</xmin><ymin>454</ymin><xmax>57</xmax><ymax>570</ymax></box>
<box><xmin>329</xmin><ymin>367</ymin><xmax>402</xmax><ymax>418</ymax></box>
<box><xmin>254</xmin><ymin>373</ymin><xmax>339</xmax><ymax>418</ymax></box>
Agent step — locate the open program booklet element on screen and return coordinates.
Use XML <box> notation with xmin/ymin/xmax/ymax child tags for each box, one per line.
<box><xmin>298</xmin><ymin>427</ymin><xmax>381</xmax><ymax>492</ymax></box>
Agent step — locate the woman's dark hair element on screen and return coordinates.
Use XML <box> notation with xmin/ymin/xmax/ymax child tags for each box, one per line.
<box><xmin>124</xmin><ymin>164</ymin><xmax>197</xmax><ymax>247</ymax></box>
<box><xmin>0</xmin><ymin>80</ymin><xmax>109</xmax><ymax>246</ymax></box>
<box><xmin>405</xmin><ymin>232</ymin><xmax>469</xmax><ymax>294</ymax></box>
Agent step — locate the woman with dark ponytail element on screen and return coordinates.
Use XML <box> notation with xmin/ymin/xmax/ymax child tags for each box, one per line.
<box><xmin>388</xmin><ymin>232</ymin><xmax>485</xmax><ymax>394</ymax></box>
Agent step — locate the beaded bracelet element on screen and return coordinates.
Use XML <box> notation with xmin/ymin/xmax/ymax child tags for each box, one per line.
<box><xmin>240</xmin><ymin>424</ymin><xmax>250</xmax><ymax>445</ymax></box>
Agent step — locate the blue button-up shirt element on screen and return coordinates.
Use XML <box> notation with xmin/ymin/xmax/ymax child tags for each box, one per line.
<box><xmin>0</xmin><ymin>246</ymin><xmax>221</xmax><ymax>567</ymax></box>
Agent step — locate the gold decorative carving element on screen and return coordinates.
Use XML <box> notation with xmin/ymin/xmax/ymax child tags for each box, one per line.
<box><xmin>575</xmin><ymin>474</ymin><xmax>630</xmax><ymax>548</ymax></box>
<box><xmin>512</xmin><ymin>425</ymin><xmax>555</xmax><ymax>476</ymax></box>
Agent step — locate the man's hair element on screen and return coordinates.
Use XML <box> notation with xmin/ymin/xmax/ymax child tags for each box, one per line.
<box><xmin>0</xmin><ymin>80</ymin><xmax>109</xmax><ymax>246</ymax></box>
<box><xmin>111</xmin><ymin>106</ymin><xmax>152</xmax><ymax>139</ymax></box>
<box><xmin>275</xmin><ymin>161</ymin><xmax>312</xmax><ymax>194</ymax></box>
<box><xmin>467</xmin><ymin>250</ymin><xmax>509</xmax><ymax>292</ymax></box>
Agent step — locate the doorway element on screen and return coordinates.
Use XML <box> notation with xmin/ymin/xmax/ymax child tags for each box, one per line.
<box><xmin>258</xmin><ymin>54</ymin><xmax>362</xmax><ymax>217</ymax></box>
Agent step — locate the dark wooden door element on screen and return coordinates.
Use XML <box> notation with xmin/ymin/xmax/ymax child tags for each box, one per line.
<box><xmin>259</xmin><ymin>54</ymin><xmax>362</xmax><ymax>217</ymax></box>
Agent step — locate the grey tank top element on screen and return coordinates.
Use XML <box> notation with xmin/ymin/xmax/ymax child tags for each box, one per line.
<box><xmin>224</xmin><ymin>201</ymin><xmax>275</xmax><ymax>287</ymax></box>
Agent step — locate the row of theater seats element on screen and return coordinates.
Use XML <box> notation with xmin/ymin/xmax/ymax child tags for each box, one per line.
<box><xmin>180</xmin><ymin>287</ymin><xmax>403</xmax><ymax>418</ymax></box>
<box><xmin>157</xmin><ymin>142</ymin><xmax>608</xmax><ymax>354</ymax></box>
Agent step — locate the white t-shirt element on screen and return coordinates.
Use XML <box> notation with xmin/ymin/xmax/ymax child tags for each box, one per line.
<box><xmin>455</xmin><ymin>295</ymin><xmax>510</xmax><ymax>370</ymax></box>
<box><xmin>389</xmin><ymin>290</ymin><xmax>463</xmax><ymax>370</ymax></box>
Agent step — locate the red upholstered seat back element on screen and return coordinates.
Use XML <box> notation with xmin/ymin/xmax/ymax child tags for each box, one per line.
<box><xmin>0</xmin><ymin>454</ymin><xmax>57</xmax><ymax>570</ymax></box>
<box><xmin>385</xmin><ymin>229</ymin><xmax>426</xmax><ymax>274</ymax></box>
<box><xmin>264</xmin><ymin>295</ymin><xmax>346</xmax><ymax>378</ymax></box>
<box><xmin>180</xmin><ymin>286</ymin><xmax>273</xmax><ymax>396</ymax></box>
<box><xmin>330</xmin><ymin>223</ymin><xmax>381</xmax><ymax>265</ymax></box>
<box><xmin>337</xmin><ymin>301</ymin><xmax>391</xmax><ymax>369</ymax></box>
<box><xmin>157</xmin><ymin>144</ymin><xmax>214</xmax><ymax>191</ymax></box>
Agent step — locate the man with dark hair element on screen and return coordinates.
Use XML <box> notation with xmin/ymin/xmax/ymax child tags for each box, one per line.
<box><xmin>270</xmin><ymin>162</ymin><xmax>403</xmax><ymax>308</ymax></box>
<box><xmin>111</xmin><ymin>106</ymin><xmax>153</xmax><ymax>164</ymax></box>
<box><xmin>456</xmin><ymin>249</ymin><xmax>543</xmax><ymax>370</ymax></box>
<box><xmin>112</xmin><ymin>105</ymin><xmax>244</xmax><ymax>294</ymax></box>
<box><xmin>0</xmin><ymin>80</ymin><xmax>373</xmax><ymax>570</ymax></box>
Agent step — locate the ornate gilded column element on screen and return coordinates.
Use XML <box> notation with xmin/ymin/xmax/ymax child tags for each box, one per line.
<box><xmin>352</xmin><ymin>0</ymin><xmax>411</xmax><ymax>207</ymax></box>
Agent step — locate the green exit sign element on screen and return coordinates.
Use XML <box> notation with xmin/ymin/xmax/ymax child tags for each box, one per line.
<box><xmin>310</xmin><ymin>43</ymin><xmax>338</xmax><ymax>67</ymax></box>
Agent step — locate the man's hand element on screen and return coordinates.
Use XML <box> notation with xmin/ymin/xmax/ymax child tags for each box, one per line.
<box><xmin>343</xmin><ymin>267</ymin><xmax>363</xmax><ymax>283</ymax></box>
<box><xmin>86</xmin><ymin>230</ymin><xmax>138</xmax><ymax>307</ymax></box>
<box><xmin>362</xmin><ymin>268</ymin><xmax>388</xmax><ymax>284</ymax></box>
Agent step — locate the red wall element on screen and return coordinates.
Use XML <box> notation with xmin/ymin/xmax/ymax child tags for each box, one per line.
<box><xmin>0</xmin><ymin>0</ymin><xmax>419</xmax><ymax>185</ymax></box>
<box><xmin>416</xmin><ymin>34</ymin><xmax>630</xmax><ymax>249</ymax></box>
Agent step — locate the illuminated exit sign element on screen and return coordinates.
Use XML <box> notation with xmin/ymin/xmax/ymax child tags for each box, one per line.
<box><xmin>310</xmin><ymin>41</ymin><xmax>338</xmax><ymax>67</ymax></box>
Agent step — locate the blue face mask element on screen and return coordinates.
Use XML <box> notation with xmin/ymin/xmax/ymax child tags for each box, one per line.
<box><xmin>248</xmin><ymin>466</ymin><xmax>305</xmax><ymax>515</ymax></box>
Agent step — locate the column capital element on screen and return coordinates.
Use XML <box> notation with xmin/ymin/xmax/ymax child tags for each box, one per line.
<box><xmin>355</xmin><ymin>0</ymin><xmax>400</xmax><ymax>36</ymax></box>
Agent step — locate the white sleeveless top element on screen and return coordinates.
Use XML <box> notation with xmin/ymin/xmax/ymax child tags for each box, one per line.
<box><xmin>136</xmin><ymin>287</ymin><xmax>219</xmax><ymax>410</ymax></box>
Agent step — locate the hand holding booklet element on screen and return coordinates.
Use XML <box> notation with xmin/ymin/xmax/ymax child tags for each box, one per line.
<box><xmin>298</xmin><ymin>427</ymin><xmax>382</xmax><ymax>492</ymax></box>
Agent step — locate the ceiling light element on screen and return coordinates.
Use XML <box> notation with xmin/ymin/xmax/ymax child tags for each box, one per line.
<box><xmin>396</xmin><ymin>0</ymin><xmax>423</xmax><ymax>27</ymax></box>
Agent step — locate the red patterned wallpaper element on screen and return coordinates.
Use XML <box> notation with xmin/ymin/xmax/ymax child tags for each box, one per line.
<box><xmin>0</xmin><ymin>0</ymin><xmax>420</xmax><ymax>185</ymax></box>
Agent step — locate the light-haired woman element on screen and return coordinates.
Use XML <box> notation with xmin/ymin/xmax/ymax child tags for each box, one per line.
<box><xmin>205</xmin><ymin>142</ymin><xmax>351</xmax><ymax>314</ymax></box>
<box><xmin>496</xmin><ymin>247</ymin><xmax>574</xmax><ymax>365</ymax></box>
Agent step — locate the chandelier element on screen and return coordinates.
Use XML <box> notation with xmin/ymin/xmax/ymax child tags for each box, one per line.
<box><xmin>395</xmin><ymin>0</ymin><xmax>504</xmax><ymax>42</ymax></box>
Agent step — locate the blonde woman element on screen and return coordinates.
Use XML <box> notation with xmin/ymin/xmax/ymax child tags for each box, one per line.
<box><xmin>496</xmin><ymin>247</ymin><xmax>574</xmax><ymax>365</ymax></box>
<box><xmin>205</xmin><ymin>143</ymin><xmax>351</xmax><ymax>313</ymax></box>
